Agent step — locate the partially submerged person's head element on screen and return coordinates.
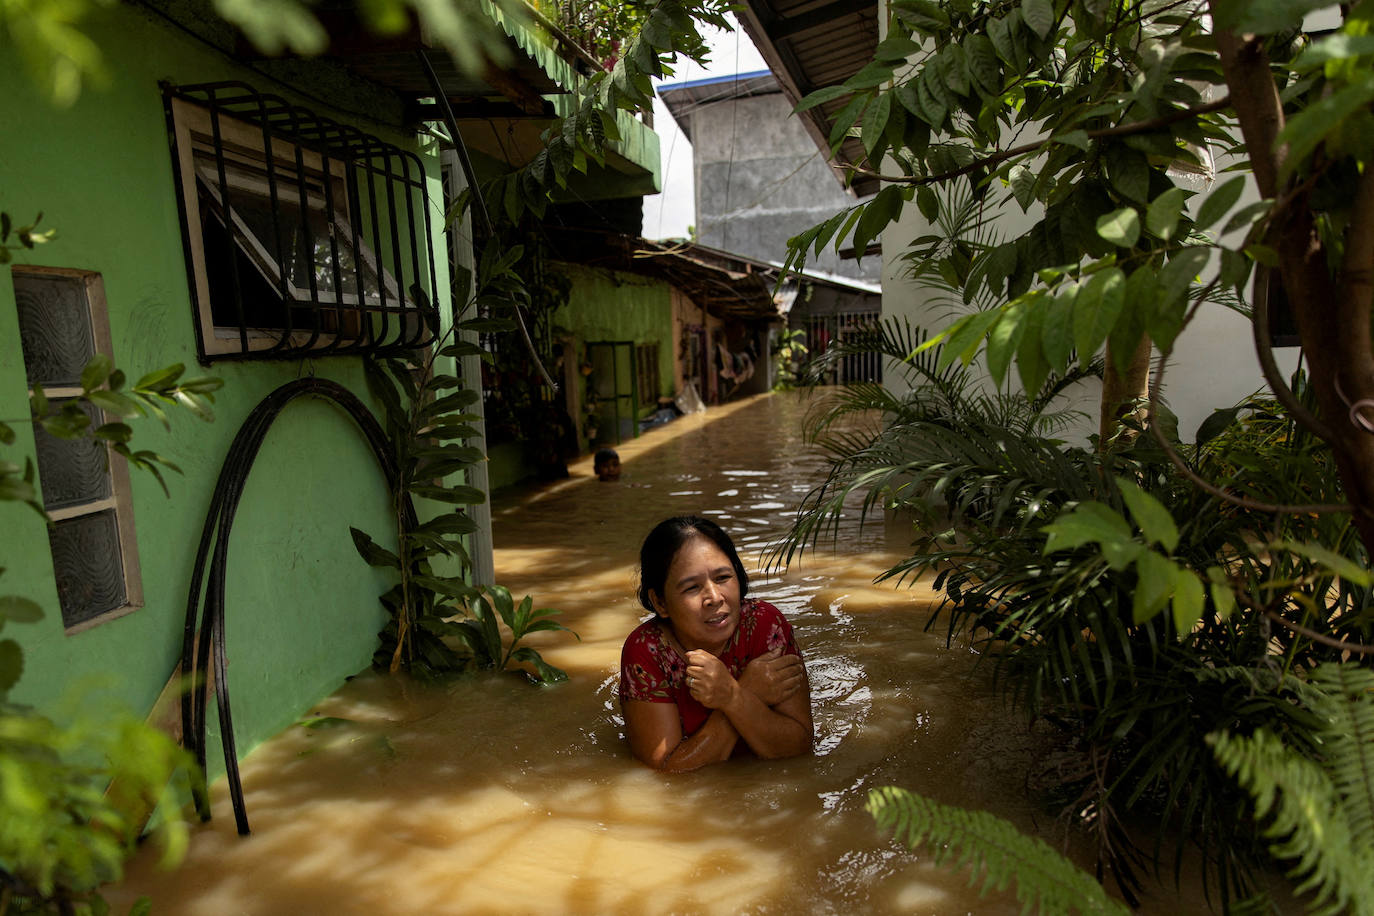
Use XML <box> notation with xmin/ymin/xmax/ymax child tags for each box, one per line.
<box><xmin>594</xmin><ymin>448</ymin><xmax>621</xmax><ymax>481</ymax></box>
<box><xmin>637</xmin><ymin>515</ymin><xmax>750</xmax><ymax>615</ymax></box>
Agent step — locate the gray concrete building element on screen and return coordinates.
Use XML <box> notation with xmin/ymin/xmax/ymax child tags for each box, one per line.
<box><xmin>659</xmin><ymin>71</ymin><xmax>883</xmax><ymax>384</ymax></box>
<box><xmin>659</xmin><ymin>71</ymin><xmax>880</xmax><ymax>285</ymax></box>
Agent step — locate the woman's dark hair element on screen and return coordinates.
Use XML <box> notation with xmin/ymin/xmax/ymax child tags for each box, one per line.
<box><xmin>637</xmin><ymin>516</ymin><xmax>750</xmax><ymax>613</ymax></box>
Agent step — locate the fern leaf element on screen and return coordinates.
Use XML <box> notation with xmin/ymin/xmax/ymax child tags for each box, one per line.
<box><xmin>1308</xmin><ymin>663</ymin><xmax>1374</xmax><ymax>845</ymax></box>
<box><xmin>867</xmin><ymin>786</ymin><xmax>1131</xmax><ymax>915</ymax></box>
<box><xmin>1208</xmin><ymin>724</ymin><xmax>1374</xmax><ymax>916</ymax></box>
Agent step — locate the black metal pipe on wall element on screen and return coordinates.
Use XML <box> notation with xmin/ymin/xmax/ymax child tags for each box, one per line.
<box><xmin>180</xmin><ymin>377</ymin><xmax>415</xmax><ymax>835</ymax></box>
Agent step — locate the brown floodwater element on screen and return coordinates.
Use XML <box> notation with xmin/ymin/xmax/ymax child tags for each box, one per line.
<box><xmin>109</xmin><ymin>391</ymin><xmax>1214</xmax><ymax>915</ymax></box>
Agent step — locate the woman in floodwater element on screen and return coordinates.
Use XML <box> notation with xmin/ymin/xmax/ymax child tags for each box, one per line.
<box><xmin>619</xmin><ymin>516</ymin><xmax>813</xmax><ymax>770</ymax></box>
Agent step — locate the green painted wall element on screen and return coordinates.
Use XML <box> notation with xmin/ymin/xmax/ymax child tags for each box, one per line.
<box><xmin>553</xmin><ymin>262</ymin><xmax>675</xmax><ymax>400</ymax></box>
<box><xmin>483</xmin><ymin>265</ymin><xmax>673</xmax><ymax>492</ymax></box>
<box><xmin>487</xmin><ymin>441</ymin><xmax>534</xmax><ymax>492</ymax></box>
<box><xmin>0</xmin><ymin>4</ymin><xmax>453</xmax><ymax>775</ymax></box>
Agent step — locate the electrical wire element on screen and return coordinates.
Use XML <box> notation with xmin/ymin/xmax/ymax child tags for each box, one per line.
<box><xmin>415</xmin><ymin>49</ymin><xmax>558</xmax><ymax>393</ymax></box>
<box><xmin>720</xmin><ymin>28</ymin><xmax>742</xmax><ymax>251</ymax></box>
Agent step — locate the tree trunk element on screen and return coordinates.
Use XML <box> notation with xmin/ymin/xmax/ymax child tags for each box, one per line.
<box><xmin>1214</xmin><ymin>22</ymin><xmax>1374</xmax><ymax>555</ymax></box>
<box><xmin>1099</xmin><ymin>334</ymin><xmax>1153</xmax><ymax>447</ymax></box>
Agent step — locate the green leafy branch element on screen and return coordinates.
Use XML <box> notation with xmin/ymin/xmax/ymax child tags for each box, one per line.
<box><xmin>868</xmin><ymin>786</ymin><xmax>1131</xmax><ymax>915</ymax></box>
<box><xmin>0</xmin><ymin>211</ymin><xmax>56</xmax><ymax>264</ymax></box>
<box><xmin>2</xmin><ymin>359</ymin><xmax>222</xmax><ymax>508</ymax></box>
<box><xmin>1042</xmin><ymin>475</ymin><xmax>1227</xmax><ymax>633</ymax></box>
<box><xmin>1</xmin><ymin>662</ymin><xmax>187</xmax><ymax>915</ymax></box>
<box><xmin>777</xmin><ymin>0</ymin><xmax>1265</xmax><ymax>398</ymax></box>
<box><xmin>1043</xmin><ymin>473</ymin><xmax>1374</xmax><ymax>642</ymax></box>
<box><xmin>1</xmin><ymin>348</ymin><xmax>212</xmax><ymax>912</ymax></box>
<box><xmin>483</xmin><ymin>0</ymin><xmax>734</xmax><ymax>223</ymax></box>
<box><xmin>0</xmin><ymin>0</ymin><xmax>533</xmax><ymax>107</ymax></box>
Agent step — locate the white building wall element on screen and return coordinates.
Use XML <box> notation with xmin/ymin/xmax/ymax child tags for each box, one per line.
<box><xmin>876</xmin><ymin>9</ymin><xmax>1299</xmax><ymax>442</ymax></box>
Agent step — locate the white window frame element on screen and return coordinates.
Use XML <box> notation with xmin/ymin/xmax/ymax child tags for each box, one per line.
<box><xmin>169</xmin><ymin>98</ymin><xmax>400</xmax><ymax>355</ymax></box>
<box><xmin>12</xmin><ymin>266</ymin><xmax>144</xmax><ymax>634</ymax></box>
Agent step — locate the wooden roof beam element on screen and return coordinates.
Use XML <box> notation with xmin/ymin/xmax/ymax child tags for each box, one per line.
<box><xmin>768</xmin><ymin>0</ymin><xmax>877</xmax><ymax>41</ymax></box>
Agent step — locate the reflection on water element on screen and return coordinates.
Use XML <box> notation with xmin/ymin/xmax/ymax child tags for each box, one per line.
<box><xmin>109</xmin><ymin>392</ymin><xmax>1199</xmax><ymax>915</ymax></box>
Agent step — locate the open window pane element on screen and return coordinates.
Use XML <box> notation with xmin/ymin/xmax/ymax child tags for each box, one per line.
<box><xmin>196</xmin><ymin>161</ymin><xmax>393</xmax><ymax>308</ymax></box>
<box><xmin>166</xmin><ymin>84</ymin><xmax>441</xmax><ymax>359</ymax></box>
<box><xmin>49</xmin><ymin>509</ymin><xmax>127</xmax><ymax>628</ymax></box>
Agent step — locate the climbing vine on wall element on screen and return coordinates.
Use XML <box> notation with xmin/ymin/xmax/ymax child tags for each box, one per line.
<box><xmin>354</xmin><ymin>241</ymin><xmax>576</xmax><ymax>683</ymax></box>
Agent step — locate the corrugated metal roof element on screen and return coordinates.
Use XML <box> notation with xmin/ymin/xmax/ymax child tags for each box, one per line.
<box><xmin>658</xmin><ymin>71</ymin><xmax>782</xmax><ymax>142</ymax></box>
<box><xmin>543</xmin><ymin>228</ymin><xmax>875</xmax><ymax>320</ymax></box>
<box><xmin>733</xmin><ymin>0</ymin><xmax>880</xmax><ymax>197</ymax></box>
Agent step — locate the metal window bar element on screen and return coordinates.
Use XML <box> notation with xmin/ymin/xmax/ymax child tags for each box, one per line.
<box><xmin>163</xmin><ymin>80</ymin><xmax>440</xmax><ymax>360</ymax></box>
<box><xmin>636</xmin><ymin>342</ymin><xmax>659</xmax><ymax>407</ymax></box>
<box><xmin>802</xmin><ymin>312</ymin><xmax>883</xmax><ymax>385</ymax></box>
<box><xmin>838</xmin><ymin>311</ymin><xmax>882</xmax><ymax>384</ymax></box>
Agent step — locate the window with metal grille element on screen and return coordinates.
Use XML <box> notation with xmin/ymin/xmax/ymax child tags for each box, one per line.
<box><xmin>803</xmin><ymin>311</ymin><xmax>882</xmax><ymax>384</ymax></box>
<box><xmin>164</xmin><ymin>82</ymin><xmax>441</xmax><ymax>360</ymax></box>
<box><xmin>636</xmin><ymin>342</ymin><xmax>659</xmax><ymax>407</ymax></box>
<box><xmin>11</xmin><ymin>267</ymin><xmax>143</xmax><ymax>632</ymax></box>
<box><xmin>837</xmin><ymin>311</ymin><xmax>882</xmax><ymax>383</ymax></box>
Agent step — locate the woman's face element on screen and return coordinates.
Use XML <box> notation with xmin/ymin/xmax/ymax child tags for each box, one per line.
<box><xmin>650</xmin><ymin>534</ymin><xmax>741</xmax><ymax>655</ymax></box>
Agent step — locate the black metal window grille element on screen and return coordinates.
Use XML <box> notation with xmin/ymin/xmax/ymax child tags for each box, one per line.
<box><xmin>837</xmin><ymin>311</ymin><xmax>882</xmax><ymax>383</ymax></box>
<box><xmin>804</xmin><ymin>310</ymin><xmax>883</xmax><ymax>384</ymax></box>
<box><xmin>163</xmin><ymin>81</ymin><xmax>441</xmax><ymax>360</ymax></box>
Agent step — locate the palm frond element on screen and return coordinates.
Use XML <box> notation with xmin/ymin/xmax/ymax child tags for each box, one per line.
<box><xmin>867</xmin><ymin>786</ymin><xmax>1132</xmax><ymax>916</ymax></box>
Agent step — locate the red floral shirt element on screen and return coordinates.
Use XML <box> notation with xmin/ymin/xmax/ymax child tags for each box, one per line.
<box><xmin>618</xmin><ymin>598</ymin><xmax>800</xmax><ymax>735</ymax></box>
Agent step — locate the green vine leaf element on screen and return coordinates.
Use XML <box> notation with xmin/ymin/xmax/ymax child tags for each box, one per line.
<box><xmin>1043</xmin><ymin>500</ymin><xmax>1132</xmax><ymax>553</ymax></box>
<box><xmin>1116</xmin><ymin>478</ymin><xmax>1179</xmax><ymax>552</ymax></box>
<box><xmin>1145</xmin><ymin>187</ymin><xmax>1184</xmax><ymax>240</ymax></box>
<box><xmin>1020</xmin><ymin>0</ymin><xmax>1054</xmax><ymax>39</ymax></box>
<box><xmin>0</xmin><ymin>637</ymin><xmax>25</xmax><ymax>694</ymax></box>
<box><xmin>1276</xmin><ymin>73</ymin><xmax>1374</xmax><ymax>183</ymax></box>
<box><xmin>349</xmin><ymin>527</ymin><xmax>400</xmax><ymax>569</ymax></box>
<box><xmin>1132</xmin><ymin>551</ymin><xmax>1177</xmax><ymax>623</ymax></box>
<box><xmin>1195</xmin><ymin>175</ymin><xmax>1246</xmax><ymax>232</ymax></box>
<box><xmin>1170</xmin><ymin>568</ymin><xmax>1205</xmax><ymax>633</ymax></box>
<box><xmin>1095</xmin><ymin>207</ymin><xmax>1140</xmax><ymax>247</ymax></box>
<box><xmin>0</xmin><ymin>595</ymin><xmax>45</xmax><ymax>626</ymax></box>
<box><xmin>795</xmin><ymin>85</ymin><xmax>851</xmax><ymax>112</ymax></box>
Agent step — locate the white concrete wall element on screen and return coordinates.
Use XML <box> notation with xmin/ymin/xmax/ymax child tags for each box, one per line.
<box><xmin>875</xmin><ymin>9</ymin><xmax>1299</xmax><ymax>442</ymax></box>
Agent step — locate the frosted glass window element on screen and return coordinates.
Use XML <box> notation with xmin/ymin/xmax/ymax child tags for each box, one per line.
<box><xmin>10</xmin><ymin>267</ymin><xmax>142</xmax><ymax>632</ymax></box>
<box><xmin>33</xmin><ymin>400</ymin><xmax>112</xmax><ymax>510</ymax></box>
<box><xmin>13</xmin><ymin>273</ymin><xmax>96</xmax><ymax>387</ymax></box>
<box><xmin>49</xmin><ymin>510</ymin><xmax>127</xmax><ymax>627</ymax></box>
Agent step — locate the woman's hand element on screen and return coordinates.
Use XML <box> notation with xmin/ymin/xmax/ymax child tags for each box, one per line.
<box><xmin>738</xmin><ymin>649</ymin><xmax>805</xmax><ymax>707</ymax></box>
<box><xmin>685</xmin><ymin>649</ymin><xmax>739</xmax><ymax>709</ymax></box>
<box><xmin>689</xmin><ymin>646</ymin><xmax>813</xmax><ymax>762</ymax></box>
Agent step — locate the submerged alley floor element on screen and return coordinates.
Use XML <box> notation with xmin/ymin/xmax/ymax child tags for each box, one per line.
<box><xmin>107</xmin><ymin>391</ymin><xmax>1218</xmax><ymax>915</ymax></box>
